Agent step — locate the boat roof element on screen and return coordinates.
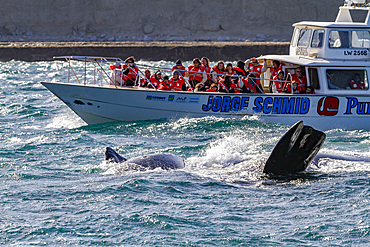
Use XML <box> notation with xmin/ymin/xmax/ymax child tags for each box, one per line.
<box><xmin>258</xmin><ymin>55</ymin><xmax>370</xmax><ymax>67</ymax></box>
<box><xmin>293</xmin><ymin>21</ymin><xmax>370</xmax><ymax>29</ymax></box>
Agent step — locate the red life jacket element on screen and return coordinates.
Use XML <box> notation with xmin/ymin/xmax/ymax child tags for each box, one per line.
<box><xmin>248</xmin><ymin>64</ymin><xmax>264</xmax><ymax>85</ymax></box>
<box><xmin>188</xmin><ymin>65</ymin><xmax>204</xmax><ymax>82</ymax></box>
<box><xmin>230</xmin><ymin>82</ymin><xmax>242</xmax><ymax>93</ymax></box>
<box><xmin>203</xmin><ymin>65</ymin><xmax>211</xmax><ymax>80</ymax></box>
<box><xmin>171</xmin><ymin>77</ymin><xmax>186</xmax><ymax>91</ymax></box>
<box><xmin>158</xmin><ymin>81</ymin><xmax>171</xmax><ymax>90</ymax></box>
<box><xmin>172</xmin><ymin>65</ymin><xmax>186</xmax><ymax>77</ymax></box>
<box><xmin>242</xmin><ymin>78</ymin><xmax>257</xmax><ymax>93</ymax></box>
<box><xmin>218</xmin><ymin>79</ymin><xmax>228</xmax><ymax>91</ymax></box>
<box><xmin>270</xmin><ymin>64</ymin><xmax>283</xmax><ymax>79</ymax></box>
<box><xmin>110</xmin><ymin>64</ymin><xmax>122</xmax><ymax>70</ymax></box>
<box><xmin>122</xmin><ymin>64</ymin><xmax>139</xmax><ymax>82</ymax></box>
<box><xmin>233</xmin><ymin>66</ymin><xmax>246</xmax><ymax>76</ymax></box>
<box><xmin>272</xmin><ymin>75</ymin><xmax>283</xmax><ymax>93</ymax></box>
<box><xmin>350</xmin><ymin>80</ymin><xmax>365</xmax><ymax>89</ymax></box>
<box><xmin>206</xmin><ymin>88</ymin><xmax>216</xmax><ymax>92</ymax></box>
<box><xmin>291</xmin><ymin>74</ymin><xmax>307</xmax><ymax>93</ymax></box>
<box><xmin>149</xmin><ymin>74</ymin><xmax>162</xmax><ymax>88</ymax></box>
<box><xmin>211</xmin><ymin>65</ymin><xmax>225</xmax><ymax>76</ymax></box>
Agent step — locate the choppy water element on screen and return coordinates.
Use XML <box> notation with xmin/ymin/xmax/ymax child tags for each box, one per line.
<box><xmin>1</xmin><ymin>60</ymin><xmax>370</xmax><ymax>246</ymax></box>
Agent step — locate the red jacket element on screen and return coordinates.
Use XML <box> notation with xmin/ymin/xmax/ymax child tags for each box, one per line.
<box><xmin>188</xmin><ymin>65</ymin><xmax>204</xmax><ymax>82</ymax></box>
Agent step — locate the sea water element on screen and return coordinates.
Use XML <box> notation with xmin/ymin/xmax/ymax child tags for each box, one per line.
<box><xmin>0</xmin><ymin>60</ymin><xmax>370</xmax><ymax>246</ymax></box>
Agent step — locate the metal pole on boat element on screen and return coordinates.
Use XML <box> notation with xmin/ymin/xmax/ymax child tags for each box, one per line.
<box><xmin>65</xmin><ymin>57</ymin><xmax>81</xmax><ymax>84</ymax></box>
<box><xmin>84</xmin><ymin>57</ymin><xmax>87</xmax><ymax>85</ymax></box>
<box><xmin>68</xmin><ymin>57</ymin><xmax>70</xmax><ymax>83</ymax></box>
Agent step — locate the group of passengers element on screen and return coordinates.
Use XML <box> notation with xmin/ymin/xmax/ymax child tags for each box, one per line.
<box><xmin>110</xmin><ymin>56</ymin><xmax>315</xmax><ymax>94</ymax></box>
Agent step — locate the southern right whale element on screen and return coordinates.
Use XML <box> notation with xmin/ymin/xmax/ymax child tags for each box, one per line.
<box><xmin>263</xmin><ymin>121</ymin><xmax>326</xmax><ymax>175</ymax></box>
<box><xmin>105</xmin><ymin>147</ymin><xmax>185</xmax><ymax>170</ymax></box>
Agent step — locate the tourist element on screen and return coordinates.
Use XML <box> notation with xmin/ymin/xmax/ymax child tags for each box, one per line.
<box><xmin>109</xmin><ymin>62</ymin><xmax>124</xmax><ymax>86</ymax></box>
<box><xmin>148</xmin><ymin>71</ymin><xmax>163</xmax><ymax>89</ymax></box>
<box><xmin>290</xmin><ymin>67</ymin><xmax>307</xmax><ymax>93</ymax></box>
<box><xmin>170</xmin><ymin>71</ymin><xmax>187</xmax><ymax>91</ymax></box>
<box><xmin>306</xmin><ymin>86</ymin><xmax>315</xmax><ymax>94</ymax></box>
<box><xmin>206</xmin><ymin>83</ymin><xmax>219</xmax><ymax>92</ymax></box>
<box><xmin>350</xmin><ymin>73</ymin><xmax>365</xmax><ymax>89</ymax></box>
<box><xmin>271</xmin><ymin>70</ymin><xmax>284</xmax><ymax>93</ymax></box>
<box><xmin>194</xmin><ymin>82</ymin><xmax>206</xmax><ymax>92</ymax></box>
<box><xmin>242</xmin><ymin>75</ymin><xmax>259</xmax><ymax>93</ymax></box>
<box><xmin>229</xmin><ymin>75</ymin><xmax>242</xmax><ymax>93</ymax></box>
<box><xmin>233</xmin><ymin>60</ymin><xmax>248</xmax><ymax>77</ymax></box>
<box><xmin>139</xmin><ymin>69</ymin><xmax>151</xmax><ymax>87</ymax></box>
<box><xmin>211</xmin><ymin>61</ymin><xmax>225</xmax><ymax>84</ymax></box>
<box><xmin>158</xmin><ymin>75</ymin><xmax>172</xmax><ymax>90</ymax></box>
<box><xmin>187</xmin><ymin>58</ymin><xmax>205</xmax><ymax>88</ymax></box>
<box><xmin>172</xmin><ymin>59</ymin><xmax>186</xmax><ymax>77</ymax></box>
<box><xmin>201</xmin><ymin>57</ymin><xmax>212</xmax><ymax>87</ymax></box>
<box><xmin>122</xmin><ymin>56</ymin><xmax>139</xmax><ymax>86</ymax></box>
<box><xmin>245</xmin><ymin>57</ymin><xmax>267</xmax><ymax>92</ymax></box>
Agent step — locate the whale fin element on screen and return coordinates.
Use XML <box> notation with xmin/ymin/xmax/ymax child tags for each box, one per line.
<box><xmin>263</xmin><ymin>121</ymin><xmax>326</xmax><ymax>175</ymax></box>
<box><xmin>105</xmin><ymin>147</ymin><xmax>127</xmax><ymax>163</ymax></box>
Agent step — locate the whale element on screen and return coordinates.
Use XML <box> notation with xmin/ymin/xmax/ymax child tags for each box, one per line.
<box><xmin>105</xmin><ymin>147</ymin><xmax>185</xmax><ymax>170</ymax></box>
<box><xmin>263</xmin><ymin>121</ymin><xmax>326</xmax><ymax>175</ymax></box>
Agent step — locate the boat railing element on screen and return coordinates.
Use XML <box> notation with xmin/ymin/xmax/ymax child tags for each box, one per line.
<box><xmin>54</xmin><ymin>56</ymin><xmax>127</xmax><ymax>87</ymax></box>
<box><xmin>54</xmin><ymin>56</ymin><xmax>296</xmax><ymax>94</ymax></box>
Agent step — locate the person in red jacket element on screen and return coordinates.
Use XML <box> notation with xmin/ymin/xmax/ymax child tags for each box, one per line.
<box><xmin>139</xmin><ymin>69</ymin><xmax>151</xmax><ymax>87</ymax></box>
<box><xmin>211</xmin><ymin>61</ymin><xmax>225</xmax><ymax>84</ymax></box>
<box><xmin>109</xmin><ymin>62</ymin><xmax>124</xmax><ymax>86</ymax></box>
<box><xmin>350</xmin><ymin>73</ymin><xmax>365</xmax><ymax>89</ymax></box>
<box><xmin>148</xmin><ymin>71</ymin><xmax>163</xmax><ymax>89</ymax></box>
<box><xmin>122</xmin><ymin>56</ymin><xmax>139</xmax><ymax>86</ymax></box>
<box><xmin>271</xmin><ymin>70</ymin><xmax>284</xmax><ymax>93</ymax></box>
<box><xmin>242</xmin><ymin>75</ymin><xmax>258</xmax><ymax>93</ymax></box>
<box><xmin>229</xmin><ymin>75</ymin><xmax>242</xmax><ymax>93</ymax></box>
<box><xmin>172</xmin><ymin>59</ymin><xmax>186</xmax><ymax>77</ymax></box>
<box><xmin>270</xmin><ymin>60</ymin><xmax>283</xmax><ymax>79</ymax></box>
<box><xmin>170</xmin><ymin>71</ymin><xmax>187</xmax><ymax>91</ymax></box>
<box><xmin>206</xmin><ymin>83</ymin><xmax>219</xmax><ymax>92</ymax></box>
<box><xmin>245</xmin><ymin>57</ymin><xmax>267</xmax><ymax>91</ymax></box>
<box><xmin>233</xmin><ymin>60</ymin><xmax>248</xmax><ymax>77</ymax></box>
<box><xmin>225</xmin><ymin>63</ymin><xmax>234</xmax><ymax>76</ymax></box>
<box><xmin>290</xmin><ymin>67</ymin><xmax>307</xmax><ymax>93</ymax></box>
<box><xmin>201</xmin><ymin>57</ymin><xmax>212</xmax><ymax>87</ymax></box>
<box><xmin>187</xmin><ymin>58</ymin><xmax>205</xmax><ymax>88</ymax></box>
<box><xmin>158</xmin><ymin>76</ymin><xmax>172</xmax><ymax>91</ymax></box>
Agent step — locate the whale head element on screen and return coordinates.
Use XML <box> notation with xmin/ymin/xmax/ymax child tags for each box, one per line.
<box><xmin>105</xmin><ymin>147</ymin><xmax>127</xmax><ymax>163</ymax></box>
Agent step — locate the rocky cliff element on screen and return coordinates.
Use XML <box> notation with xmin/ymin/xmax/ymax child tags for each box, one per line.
<box><xmin>0</xmin><ymin>0</ymin><xmax>344</xmax><ymax>42</ymax></box>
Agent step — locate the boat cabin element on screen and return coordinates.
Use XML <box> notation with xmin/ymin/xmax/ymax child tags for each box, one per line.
<box><xmin>261</xmin><ymin>0</ymin><xmax>370</xmax><ymax>95</ymax></box>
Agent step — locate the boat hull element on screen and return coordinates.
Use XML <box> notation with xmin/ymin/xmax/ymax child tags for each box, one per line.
<box><xmin>41</xmin><ymin>82</ymin><xmax>370</xmax><ymax>130</ymax></box>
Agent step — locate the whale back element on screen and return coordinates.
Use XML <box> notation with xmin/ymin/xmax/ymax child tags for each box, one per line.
<box><xmin>124</xmin><ymin>153</ymin><xmax>185</xmax><ymax>170</ymax></box>
<box><xmin>263</xmin><ymin>121</ymin><xmax>326</xmax><ymax>175</ymax></box>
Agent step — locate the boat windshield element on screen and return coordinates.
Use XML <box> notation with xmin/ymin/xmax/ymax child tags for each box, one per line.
<box><xmin>329</xmin><ymin>30</ymin><xmax>370</xmax><ymax>48</ymax></box>
<box><xmin>326</xmin><ymin>69</ymin><xmax>368</xmax><ymax>90</ymax></box>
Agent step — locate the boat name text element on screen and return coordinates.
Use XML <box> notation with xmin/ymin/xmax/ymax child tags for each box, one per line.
<box><xmin>202</xmin><ymin>96</ymin><xmax>310</xmax><ymax>114</ymax></box>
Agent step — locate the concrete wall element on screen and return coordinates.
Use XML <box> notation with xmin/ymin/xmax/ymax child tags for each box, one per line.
<box><xmin>0</xmin><ymin>0</ymin><xmax>344</xmax><ymax>42</ymax></box>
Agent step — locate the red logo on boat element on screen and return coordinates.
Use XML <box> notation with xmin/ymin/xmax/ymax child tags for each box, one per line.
<box><xmin>317</xmin><ymin>97</ymin><xmax>339</xmax><ymax>116</ymax></box>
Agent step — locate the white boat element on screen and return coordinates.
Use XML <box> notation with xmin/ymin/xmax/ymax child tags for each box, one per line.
<box><xmin>42</xmin><ymin>0</ymin><xmax>370</xmax><ymax>131</ymax></box>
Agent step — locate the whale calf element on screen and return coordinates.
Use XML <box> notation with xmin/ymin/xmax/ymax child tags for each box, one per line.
<box><xmin>263</xmin><ymin>121</ymin><xmax>326</xmax><ymax>175</ymax></box>
<box><xmin>105</xmin><ymin>147</ymin><xmax>185</xmax><ymax>170</ymax></box>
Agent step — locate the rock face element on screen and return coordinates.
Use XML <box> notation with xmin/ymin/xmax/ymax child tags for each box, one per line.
<box><xmin>0</xmin><ymin>0</ymin><xmax>343</xmax><ymax>42</ymax></box>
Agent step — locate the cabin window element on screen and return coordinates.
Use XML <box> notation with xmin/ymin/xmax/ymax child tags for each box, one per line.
<box><xmin>297</xmin><ymin>29</ymin><xmax>312</xmax><ymax>47</ymax></box>
<box><xmin>291</xmin><ymin>28</ymin><xmax>300</xmax><ymax>47</ymax></box>
<box><xmin>352</xmin><ymin>30</ymin><xmax>370</xmax><ymax>48</ymax></box>
<box><xmin>326</xmin><ymin>69</ymin><xmax>368</xmax><ymax>90</ymax></box>
<box><xmin>308</xmin><ymin>68</ymin><xmax>320</xmax><ymax>89</ymax></box>
<box><xmin>329</xmin><ymin>30</ymin><xmax>370</xmax><ymax>48</ymax></box>
<box><xmin>311</xmin><ymin>30</ymin><xmax>325</xmax><ymax>48</ymax></box>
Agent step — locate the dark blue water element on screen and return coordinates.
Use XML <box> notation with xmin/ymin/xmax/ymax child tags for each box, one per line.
<box><xmin>1</xmin><ymin>61</ymin><xmax>370</xmax><ymax>246</ymax></box>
